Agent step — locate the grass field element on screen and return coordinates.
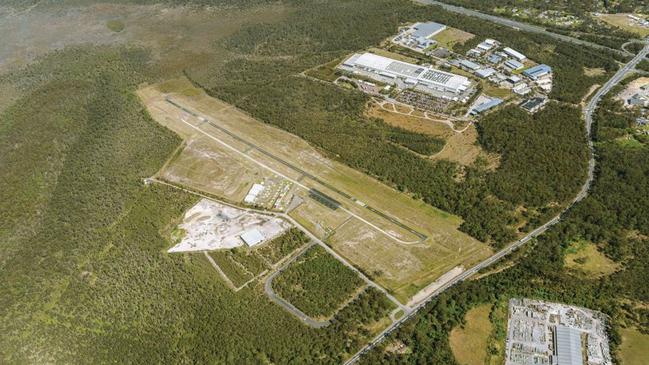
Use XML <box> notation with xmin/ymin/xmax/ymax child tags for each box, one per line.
<box><xmin>449</xmin><ymin>304</ymin><xmax>493</xmax><ymax>365</ymax></box>
<box><xmin>273</xmin><ymin>245</ymin><xmax>365</xmax><ymax>319</ymax></box>
<box><xmin>433</xmin><ymin>27</ymin><xmax>475</xmax><ymax>49</ymax></box>
<box><xmin>619</xmin><ymin>327</ymin><xmax>649</xmax><ymax>365</ymax></box>
<box><xmin>596</xmin><ymin>14</ymin><xmax>649</xmax><ymax>37</ymax></box>
<box><xmin>139</xmin><ymin>78</ymin><xmax>493</xmax><ymax>303</ymax></box>
<box><xmin>564</xmin><ymin>240</ymin><xmax>620</xmax><ymax>277</ymax></box>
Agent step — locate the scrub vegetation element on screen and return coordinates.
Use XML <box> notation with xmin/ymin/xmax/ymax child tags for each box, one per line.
<box><xmin>0</xmin><ymin>41</ymin><xmax>394</xmax><ymax>365</ymax></box>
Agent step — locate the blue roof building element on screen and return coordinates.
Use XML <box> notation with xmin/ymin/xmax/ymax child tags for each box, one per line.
<box><xmin>523</xmin><ymin>64</ymin><xmax>552</xmax><ymax>80</ymax></box>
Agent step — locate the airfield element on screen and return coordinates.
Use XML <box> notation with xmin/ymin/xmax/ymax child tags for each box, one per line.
<box><xmin>138</xmin><ymin>77</ymin><xmax>492</xmax><ymax>302</ymax></box>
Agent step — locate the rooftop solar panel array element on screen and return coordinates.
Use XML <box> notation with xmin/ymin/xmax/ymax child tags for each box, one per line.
<box><xmin>420</xmin><ymin>70</ymin><xmax>452</xmax><ymax>84</ymax></box>
<box><xmin>386</xmin><ymin>62</ymin><xmax>424</xmax><ymax>77</ymax></box>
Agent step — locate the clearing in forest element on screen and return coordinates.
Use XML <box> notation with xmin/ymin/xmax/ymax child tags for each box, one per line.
<box><xmin>595</xmin><ymin>14</ymin><xmax>649</xmax><ymax>37</ymax></box>
<box><xmin>563</xmin><ymin>240</ymin><xmax>620</xmax><ymax>278</ymax></box>
<box><xmin>449</xmin><ymin>304</ymin><xmax>493</xmax><ymax>365</ymax></box>
<box><xmin>168</xmin><ymin>198</ymin><xmax>289</xmax><ymax>252</ymax></box>
<box><xmin>138</xmin><ymin>77</ymin><xmax>492</xmax><ymax>303</ymax></box>
<box><xmin>619</xmin><ymin>326</ymin><xmax>649</xmax><ymax>365</ymax></box>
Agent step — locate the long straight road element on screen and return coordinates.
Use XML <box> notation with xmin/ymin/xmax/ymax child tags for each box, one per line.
<box><xmin>343</xmin><ymin>39</ymin><xmax>649</xmax><ymax>365</ymax></box>
<box><xmin>415</xmin><ymin>0</ymin><xmax>629</xmax><ymax>56</ymax></box>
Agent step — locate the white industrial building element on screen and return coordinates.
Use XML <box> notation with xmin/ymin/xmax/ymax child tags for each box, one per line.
<box><xmin>340</xmin><ymin>52</ymin><xmax>470</xmax><ymax>95</ymax></box>
<box><xmin>240</xmin><ymin>228</ymin><xmax>265</xmax><ymax>247</ymax></box>
<box><xmin>243</xmin><ymin>183</ymin><xmax>265</xmax><ymax>204</ymax></box>
<box><xmin>503</xmin><ymin>47</ymin><xmax>527</xmax><ymax>62</ymax></box>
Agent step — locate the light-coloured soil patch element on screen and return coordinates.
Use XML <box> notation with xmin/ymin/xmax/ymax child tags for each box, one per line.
<box><xmin>168</xmin><ymin>198</ymin><xmax>290</xmax><ymax>252</ymax></box>
<box><xmin>432</xmin><ymin>125</ymin><xmax>497</xmax><ymax>167</ymax></box>
<box><xmin>160</xmin><ymin>136</ymin><xmax>273</xmax><ymax>202</ymax></box>
<box><xmin>366</xmin><ymin>101</ymin><xmax>453</xmax><ymax>138</ymax></box>
<box><xmin>615</xmin><ymin>76</ymin><xmax>649</xmax><ymax>103</ymax></box>
<box><xmin>329</xmin><ymin>219</ymin><xmax>491</xmax><ymax>302</ymax></box>
<box><xmin>407</xmin><ymin>266</ymin><xmax>463</xmax><ymax>306</ymax></box>
<box><xmin>449</xmin><ymin>304</ymin><xmax>493</xmax><ymax>365</ymax></box>
<box><xmin>584</xmin><ymin>67</ymin><xmax>606</xmax><ymax>77</ymax></box>
<box><xmin>564</xmin><ymin>240</ymin><xmax>620</xmax><ymax>278</ymax></box>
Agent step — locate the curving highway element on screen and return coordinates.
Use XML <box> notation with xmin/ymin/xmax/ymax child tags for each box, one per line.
<box><xmin>343</xmin><ymin>39</ymin><xmax>649</xmax><ymax>365</ymax></box>
<box><xmin>415</xmin><ymin>0</ymin><xmax>630</xmax><ymax>56</ymax></box>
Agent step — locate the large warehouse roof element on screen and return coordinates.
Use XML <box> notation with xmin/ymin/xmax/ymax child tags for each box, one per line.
<box><xmin>240</xmin><ymin>228</ymin><xmax>265</xmax><ymax>246</ymax></box>
<box><xmin>344</xmin><ymin>53</ymin><xmax>469</xmax><ymax>93</ymax></box>
<box><xmin>554</xmin><ymin>326</ymin><xmax>583</xmax><ymax>365</ymax></box>
<box><xmin>411</xmin><ymin>22</ymin><xmax>447</xmax><ymax>38</ymax></box>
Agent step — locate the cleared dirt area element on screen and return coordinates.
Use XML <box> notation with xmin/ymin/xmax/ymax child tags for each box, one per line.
<box><xmin>329</xmin><ymin>218</ymin><xmax>490</xmax><ymax>302</ymax></box>
<box><xmin>615</xmin><ymin>76</ymin><xmax>649</xmax><ymax>103</ymax></box>
<box><xmin>140</xmin><ymin>77</ymin><xmax>492</xmax><ymax>302</ymax></box>
<box><xmin>449</xmin><ymin>304</ymin><xmax>493</xmax><ymax>365</ymax></box>
<box><xmin>161</xmin><ymin>136</ymin><xmax>273</xmax><ymax>202</ymax></box>
<box><xmin>168</xmin><ymin>198</ymin><xmax>289</xmax><ymax>252</ymax></box>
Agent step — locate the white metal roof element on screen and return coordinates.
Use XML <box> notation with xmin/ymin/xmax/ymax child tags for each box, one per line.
<box><xmin>240</xmin><ymin>228</ymin><xmax>265</xmax><ymax>246</ymax></box>
<box><xmin>503</xmin><ymin>47</ymin><xmax>527</xmax><ymax>61</ymax></box>
<box><xmin>347</xmin><ymin>53</ymin><xmax>469</xmax><ymax>93</ymax></box>
<box><xmin>555</xmin><ymin>326</ymin><xmax>583</xmax><ymax>365</ymax></box>
<box><xmin>243</xmin><ymin>183</ymin><xmax>265</xmax><ymax>204</ymax></box>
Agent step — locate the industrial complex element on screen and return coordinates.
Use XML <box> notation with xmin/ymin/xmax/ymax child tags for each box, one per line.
<box><xmin>391</xmin><ymin>21</ymin><xmax>447</xmax><ymax>53</ymax></box>
<box><xmin>339</xmin><ymin>52</ymin><xmax>472</xmax><ymax>102</ymax></box>
<box><xmin>505</xmin><ymin>298</ymin><xmax>611</xmax><ymax>365</ymax></box>
<box><xmin>330</xmin><ymin>20</ymin><xmax>555</xmax><ymax>119</ymax></box>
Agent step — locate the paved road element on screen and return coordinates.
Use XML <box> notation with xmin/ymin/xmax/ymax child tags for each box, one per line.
<box><xmin>343</xmin><ymin>40</ymin><xmax>649</xmax><ymax>365</ymax></box>
<box><xmin>148</xmin><ymin>177</ymin><xmax>409</xmax><ymax>315</ymax></box>
<box><xmin>415</xmin><ymin>0</ymin><xmax>629</xmax><ymax>56</ymax></box>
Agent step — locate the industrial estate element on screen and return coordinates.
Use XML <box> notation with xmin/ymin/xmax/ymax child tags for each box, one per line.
<box><xmin>3</xmin><ymin>0</ymin><xmax>648</xmax><ymax>364</ymax></box>
<box><xmin>505</xmin><ymin>299</ymin><xmax>612</xmax><ymax>365</ymax></box>
<box><xmin>328</xmin><ymin>21</ymin><xmax>554</xmax><ymax>119</ymax></box>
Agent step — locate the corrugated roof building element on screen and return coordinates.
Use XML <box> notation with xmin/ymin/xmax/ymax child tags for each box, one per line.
<box><xmin>553</xmin><ymin>326</ymin><xmax>583</xmax><ymax>365</ymax></box>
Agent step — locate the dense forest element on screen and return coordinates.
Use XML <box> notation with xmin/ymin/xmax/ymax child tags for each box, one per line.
<box><xmin>273</xmin><ymin>245</ymin><xmax>365</xmax><ymax>318</ymax></box>
<box><xmin>359</xmin><ymin>77</ymin><xmax>649</xmax><ymax>364</ymax></box>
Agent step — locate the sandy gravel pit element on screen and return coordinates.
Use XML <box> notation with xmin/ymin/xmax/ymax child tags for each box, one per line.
<box><xmin>169</xmin><ymin>198</ymin><xmax>290</xmax><ymax>252</ymax></box>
